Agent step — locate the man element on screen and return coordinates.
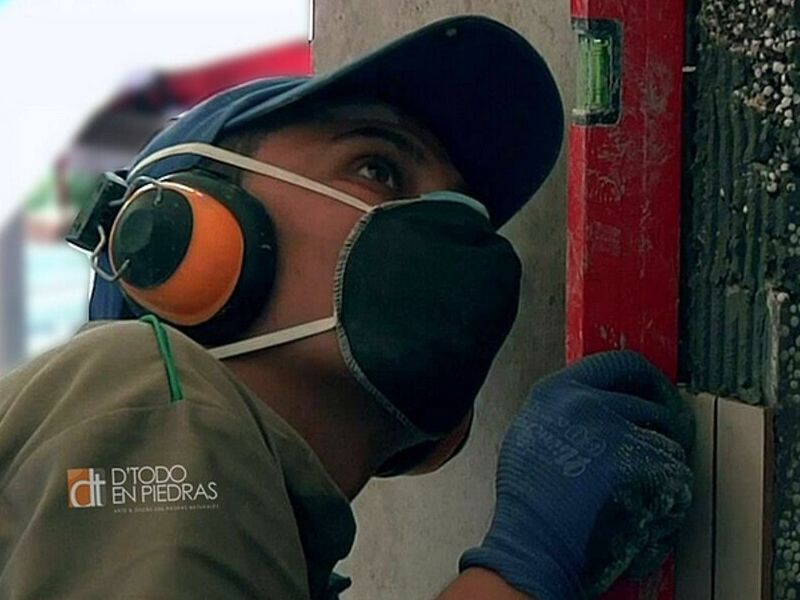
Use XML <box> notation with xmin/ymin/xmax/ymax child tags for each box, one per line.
<box><xmin>0</xmin><ymin>16</ymin><xmax>692</xmax><ymax>600</ymax></box>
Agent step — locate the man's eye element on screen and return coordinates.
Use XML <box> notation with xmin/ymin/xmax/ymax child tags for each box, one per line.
<box><xmin>355</xmin><ymin>157</ymin><xmax>403</xmax><ymax>192</ymax></box>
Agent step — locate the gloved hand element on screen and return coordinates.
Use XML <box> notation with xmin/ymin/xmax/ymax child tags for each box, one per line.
<box><xmin>459</xmin><ymin>351</ymin><xmax>694</xmax><ymax>600</ymax></box>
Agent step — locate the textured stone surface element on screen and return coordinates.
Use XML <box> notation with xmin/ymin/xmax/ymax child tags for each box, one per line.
<box><xmin>313</xmin><ymin>2</ymin><xmax>573</xmax><ymax>599</ymax></box>
<box><xmin>685</xmin><ymin>0</ymin><xmax>800</xmax><ymax>405</ymax></box>
<box><xmin>685</xmin><ymin>1</ymin><xmax>799</xmax><ymax>598</ymax></box>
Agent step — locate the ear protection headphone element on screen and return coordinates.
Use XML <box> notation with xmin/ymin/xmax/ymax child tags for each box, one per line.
<box><xmin>67</xmin><ymin>169</ymin><xmax>277</xmax><ymax>345</ymax></box>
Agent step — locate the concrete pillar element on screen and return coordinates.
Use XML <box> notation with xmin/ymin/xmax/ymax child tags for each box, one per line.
<box><xmin>0</xmin><ymin>211</ymin><xmax>26</xmax><ymax>376</ymax></box>
<box><xmin>313</xmin><ymin>3</ymin><xmax>574</xmax><ymax>598</ymax></box>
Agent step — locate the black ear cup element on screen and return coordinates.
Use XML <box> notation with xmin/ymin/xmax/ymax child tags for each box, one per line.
<box><xmin>109</xmin><ymin>170</ymin><xmax>277</xmax><ymax>345</ymax></box>
<box><xmin>112</xmin><ymin>186</ymin><xmax>193</xmax><ymax>289</ymax></box>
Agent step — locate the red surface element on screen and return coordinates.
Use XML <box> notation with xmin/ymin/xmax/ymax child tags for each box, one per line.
<box><xmin>166</xmin><ymin>40</ymin><xmax>313</xmax><ymax>105</ymax></box>
<box><xmin>568</xmin><ymin>0</ymin><xmax>685</xmax><ymax>598</ymax></box>
<box><xmin>109</xmin><ymin>40</ymin><xmax>314</xmax><ymax>112</ymax></box>
<box><xmin>567</xmin><ymin>0</ymin><xmax>684</xmax><ymax>380</ymax></box>
<box><xmin>601</xmin><ymin>555</ymin><xmax>677</xmax><ymax>600</ymax></box>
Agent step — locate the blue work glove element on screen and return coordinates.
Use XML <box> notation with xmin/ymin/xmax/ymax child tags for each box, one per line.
<box><xmin>459</xmin><ymin>351</ymin><xmax>694</xmax><ymax>600</ymax></box>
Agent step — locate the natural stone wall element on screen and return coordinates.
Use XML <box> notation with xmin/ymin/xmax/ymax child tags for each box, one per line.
<box><xmin>684</xmin><ymin>2</ymin><xmax>799</xmax><ymax>597</ymax></box>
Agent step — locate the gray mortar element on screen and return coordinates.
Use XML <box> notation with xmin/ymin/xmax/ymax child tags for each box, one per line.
<box><xmin>688</xmin><ymin>1</ymin><xmax>799</xmax><ymax>597</ymax></box>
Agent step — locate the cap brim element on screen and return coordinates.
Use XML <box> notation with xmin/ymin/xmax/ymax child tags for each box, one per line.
<box><xmin>228</xmin><ymin>16</ymin><xmax>564</xmax><ymax>227</ymax></box>
<box><xmin>133</xmin><ymin>16</ymin><xmax>563</xmax><ymax>228</ymax></box>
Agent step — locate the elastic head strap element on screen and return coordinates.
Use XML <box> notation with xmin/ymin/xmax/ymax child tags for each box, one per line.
<box><xmin>129</xmin><ymin>143</ymin><xmax>374</xmax><ymax>213</ymax></box>
<box><xmin>209</xmin><ymin>316</ymin><xmax>338</xmax><ymax>360</ymax></box>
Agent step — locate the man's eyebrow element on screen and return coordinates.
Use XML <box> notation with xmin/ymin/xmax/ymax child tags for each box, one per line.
<box><xmin>331</xmin><ymin>126</ymin><xmax>429</xmax><ymax>164</ymax></box>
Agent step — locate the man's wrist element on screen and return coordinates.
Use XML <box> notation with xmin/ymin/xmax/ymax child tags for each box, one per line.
<box><xmin>459</xmin><ymin>543</ymin><xmax>585</xmax><ymax>600</ymax></box>
<box><xmin>435</xmin><ymin>567</ymin><xmax>535</xmax><ymax>600</ymax></box>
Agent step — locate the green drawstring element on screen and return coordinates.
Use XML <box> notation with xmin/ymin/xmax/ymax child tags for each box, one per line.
<box><xmin>139</xmin><ymin>314</ymin><xmax>184</xmax><ymax>403</ymax></box>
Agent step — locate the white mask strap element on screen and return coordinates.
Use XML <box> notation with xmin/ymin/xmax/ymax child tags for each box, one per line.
<box><xmin>128</xmin><ymin>142</ymin><xmax>374</xmax><ymax>213</ymax></box>
<box><xmin>210</xmin><ymin>316</ymin><xmax>337</xmax><ymax>360</ymax></box>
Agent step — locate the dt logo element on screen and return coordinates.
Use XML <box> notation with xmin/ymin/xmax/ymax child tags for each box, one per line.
<box><xmin>67</xmin><ymin>468</ymin><xmax>107</xmax><ymax>508</ymax></box>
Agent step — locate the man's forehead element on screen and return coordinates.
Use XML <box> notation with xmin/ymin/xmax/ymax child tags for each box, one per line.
<box><xmin>231</xmin><ymin>95</ymin><xmax>466</xmax><ymax>192</ymax></box>
<box><xmin>311</xmin><ymin>98</ymin><xmax>454</xmax><ymax>164</ymax></box>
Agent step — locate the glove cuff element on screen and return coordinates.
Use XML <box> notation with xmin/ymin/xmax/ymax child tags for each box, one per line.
<box><xmin>459</xmin><ymin>545</ymin><xmax>585</xmax><ymax>600</ymax></box>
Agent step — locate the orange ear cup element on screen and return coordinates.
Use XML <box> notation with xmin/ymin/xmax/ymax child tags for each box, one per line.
<box><xmin>110</xmin><ymin>181</ymin><xmax>244</xmax><ymax>326</ymax></box>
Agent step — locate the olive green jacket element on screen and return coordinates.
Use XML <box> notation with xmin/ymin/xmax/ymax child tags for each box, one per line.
<box><xmin>0</xmin><ymin>320</ymin><xmax>355</xmax><ymax>599</ymax></box>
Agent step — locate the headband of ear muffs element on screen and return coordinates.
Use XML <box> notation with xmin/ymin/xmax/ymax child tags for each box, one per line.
<box><xmin>108</xmin><ymin>170</ymin><xmax>277</xmax><ymax>345</ymax></box>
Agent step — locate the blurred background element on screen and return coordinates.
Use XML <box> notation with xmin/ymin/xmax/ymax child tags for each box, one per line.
<box><xmin>0</xmin><ymin>0</ymin><xmax>312</xmax><ymax>375</ymax></box>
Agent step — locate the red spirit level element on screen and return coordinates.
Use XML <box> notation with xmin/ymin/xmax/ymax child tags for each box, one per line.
<box><xmin>568</xmin><ymin>0</ymin><xmax>686</xmax><ymax>598</ymax></box>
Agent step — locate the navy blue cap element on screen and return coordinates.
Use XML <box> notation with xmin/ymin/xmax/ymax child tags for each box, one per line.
<box><xmin>127</xmin><ymin>15</ymin><xmax>564</xmax><ymax>228</ymax></box>
<box><xmin>91</xmin><ymin>15</ymin><xmax>563</xmax><ymax>322</ymax></box>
